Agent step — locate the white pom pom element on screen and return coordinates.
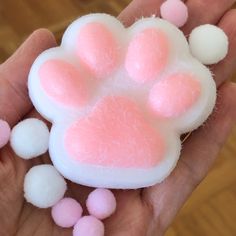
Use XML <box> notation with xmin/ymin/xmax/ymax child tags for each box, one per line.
<box><xmin>24</xmin><ymin>165</ymin><xmax>67</xmax><ymax>208</ymax></box>
<box><xmin>189</xmin><ymin>24</ymin><xmax>228</xmax><ymax>65</ymax></box>
<box><xmin>10</xmin><ymin>118</ymin><xmax>49</xmax><ymax>159</ymax></box>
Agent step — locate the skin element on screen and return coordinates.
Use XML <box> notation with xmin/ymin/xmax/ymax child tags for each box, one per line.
<box><xmin>0</xmin><ymin>0</ymin><xmax>236</xmax><ymax>235</ymax></box>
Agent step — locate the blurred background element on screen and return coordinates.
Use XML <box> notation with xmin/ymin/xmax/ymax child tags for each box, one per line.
<box><xmin>1</xmin><ymin>1</ymin><xmax>236</xmax><ymax>235</ymax></box>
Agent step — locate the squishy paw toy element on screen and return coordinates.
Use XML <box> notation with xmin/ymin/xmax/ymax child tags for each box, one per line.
<box><xmin>4</xmin><ymin>0</ymin><xmax>230</xmax><ymax>232</ymax></box>
<box><xmin>28</xmin><ymin>13</ymin><xmax>217</xmax><ymax>189</ymax></box>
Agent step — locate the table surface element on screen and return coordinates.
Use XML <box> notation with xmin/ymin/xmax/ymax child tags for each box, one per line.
<box><xmin>0</xmin><ymin>1</ymin><xmax>236</xmax><ymax>235</ymax></box>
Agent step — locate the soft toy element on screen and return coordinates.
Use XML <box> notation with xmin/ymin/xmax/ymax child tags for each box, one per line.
<box><xmin>7</xmin><ymin>1</ymin><xmax>229</xmax><ymax>234</ymax></box>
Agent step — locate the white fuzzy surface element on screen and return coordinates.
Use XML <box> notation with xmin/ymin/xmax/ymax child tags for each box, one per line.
<box><xmin>24</xmin><ymin>165</ymin><xmax>67</xmax><ymax>208</ymax></box>
<box><xmin>10</xmin><ymin>118</ymin><xmax>49</xmax><ymax>159</ymax></box>
<box><xmin>189</xmin><ymin>24</ymin><xmax>228</xmax><ymax>65</ymax></box>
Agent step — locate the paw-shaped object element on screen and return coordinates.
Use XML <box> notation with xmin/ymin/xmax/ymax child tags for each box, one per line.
<box><xmin>28</xmin><ymin>14</ymin><xmax>216</xmax><ymax>189</ymax></box>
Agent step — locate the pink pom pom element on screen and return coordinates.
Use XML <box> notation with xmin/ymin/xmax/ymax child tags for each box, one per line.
<box><xmin>160</xmin><ymin>0</ymin><xmax>188</xmax><ymax>28</ymax></box>
<box><xmin>51</xmin><ymin>198</ymin><xmax>83</xmax><ymax>228</ymax></box>
<box><xmin>73</xmin><ymin>216</ymin><xmax>104</xmax><ymax>236</ymax></box>
<box><xmin>0</xmin><ymin>119</ymin><xmax>11</xmax><ymax>148</ymax></box>
<box><xmin>86</xmin><ymin>188</ymin><xmax>116</xmax><ymax>220</ymax></box>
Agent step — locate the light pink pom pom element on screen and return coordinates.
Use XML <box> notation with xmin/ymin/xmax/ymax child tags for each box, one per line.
<box><xmin>86</xmin><ymin>188</ymin><xmax>116</xmax><ymax>220</ymax></box>
<box><xmin>52</xmin><ymin>198</ymin><xmax>83</xmax><ymax>228</ymax></box>
<box><xmin>73</xmin><ymin>216</ymin><xmax>104</xmax><ymax>236</ymax></box>
<box><xmin>0</xmin><ymin>119</ymin><xmax>11</xmax><ymax>148</ymax></box>
<box><xmin>160</xmin><ymin>0</ymin><xmax>188</xmax><ymax>28</ymax></box>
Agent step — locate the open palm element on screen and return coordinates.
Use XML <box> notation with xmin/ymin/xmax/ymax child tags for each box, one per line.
<box><xmin>1</xmin><ymin>1</ymin><xmax>236</xmax><ymax>235</ymax></box>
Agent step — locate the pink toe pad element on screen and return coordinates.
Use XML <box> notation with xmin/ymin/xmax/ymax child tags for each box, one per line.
<box><xmin>39</xmin><ymin>60</ymin><xmax>88</xmax><ymax>107</ymax></box>
<box><xmin>125</xmin><ymin>28</ymin><xmax>169</xmax><ymax>83</ymax></box>
<box><xmin>77</xmin><ymin>22</ymin><xmax>119</xmax><ymax>78</ymax></box>
<box><xmin>149</xmin><ymin>73</ymin><xmax>201</xmax><ymax>118</ymax></box>
<box><xmin>65</xmin><ymin>97</ymin><xmax>165</xmax><ymax>168</ymax></box>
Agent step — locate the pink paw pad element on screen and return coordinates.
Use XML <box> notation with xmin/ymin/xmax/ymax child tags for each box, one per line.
<box><xmin>149</xmin><ymin>73</ymin><xmax>201</xmax><ymax>118</ymax></box>
<box><xmin>76</xmin><ymin>22</ymin><xmax>119</xmax><ymax>78</ymax></box>
<box><xmin>39</xmin><ymin>60</ymin><xmax>88</xmax><ymax>107</ymax></box>
<box><xmin>125</xmin><ymin>29</ymin><xmax>169</xmax><ymax>83</ymax></box>
<box><xmin>65</xmin><ymin>96</ymin><xmax>165</xmax><ymax>168</ymax></box>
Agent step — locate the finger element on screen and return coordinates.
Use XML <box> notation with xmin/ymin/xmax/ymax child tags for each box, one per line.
<box><xmin>118</xmin><ymin>0</ymin><xmax>236</xmax><ymax>87</ymax></box>
<box><xmin>118</xmin><ymin>0</ymin><xmax>165</xmax><ymax>26</ymax></box>
<box><xmin>0</xmin><ymin>29</ymin><xmax>57</xmax><ymax>126</ymax></box>
<box><xmin>180</xmin><ymin>83</ymin><xmax>236</xmax><ymax>183</ymax></box>
<box><xmin>118</xmin><ymin>0</ymin><xmax>235</xmax><ymax>30</ymax></box>
<box><xmin>212</xmin><ymin>9</ymin><xmax>236</xmax><ymax>86</ymax></box>
<box><xmin>143</xmin><ymin>82</ymin><xmax>236</xmax><ymax>231</ymax></box>
<box><xmin>183</xmin><ymin>0</ymin><xmax>236</xmax><ymax>34</ymax></box>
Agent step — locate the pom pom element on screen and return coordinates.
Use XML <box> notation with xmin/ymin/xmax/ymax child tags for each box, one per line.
<box><xmin>189</xmin><ymin>24</ymin><xmax>228</xmax><ymax>65</ymax></box>
<box><xmin>73</xmin><ymin>216</ymin><xmax>104</xmax><ymax>236</ymax></box>
<box><xmin>52</xmin><ymin>198</ymin><xmax>83</xmax><ymax>228</ymax></box>
<box><xmin>160</xmin><ymin>0</ymin><xmax>188</xmax><ymax>27</ymax></box>
<box><xmin>10</xmin><ymin>118</ymin><xmax>49</xmax><ymax>159</ymax></box>
<box><xmin>86</xmin><ymin>189</ymin><xmax>116</xmax><ymax>219</ymax></box>
<box><xmin>0</xmin><ymin>119</ymin><xmax>11</xmax><ymax>148</ymax></box>
<box><xmin>24</xmin><ymin>164</ymin><xmax>67</xmax><ymax>208</ymax></box>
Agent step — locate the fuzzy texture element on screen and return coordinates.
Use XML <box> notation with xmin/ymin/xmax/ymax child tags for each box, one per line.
<box><xmin>65</xmin><ymin>97</ymin><xmax>165</xmax><ymax>168</ymax></box>
<box><xmin>73</xmin><ymin>216</ymin><xmax>104</xmax><ymax>236</ymax></box>
<box><xmin>28</xmin><ymin>14</ymin><xmax>217</xmax><ymax>189</ymax></box>
<box><xmin>86</xmin><ymin>189</ymin><xmax>116</xmax><ymax>219</ymax></box>
<box><xmin>24</xmin><ymin>165</ymin><xmax>67</xmax><ymax>208</ymax></box>
<box><xmin>125</xmin><ymin>28</ymin><xmax>169</xmax><ymax>83</ymax></box>
<box><xmin>77</xmin><ymin>22</ymin><xmax>119</xmax><ymax>77</ymax></box>
<box><xmin>52</xmin><ymin>198</ymin><xmax>83</xmax><ymax>228</ymax></box>
<box><xmin>160</xmin><ymin>0</ymin><xmax>188</xmax><ymax>27</ymax></box>
<box><xmin>39</xmin><ymin>59</ymin><xmax>88</xmax><ymax>107</ymax></box>
<box><xmin>149</xmin><ymin>73</ymin><xmax>201</xmax><ymax>118</ymax></box>
<box><xmin>189</xmin><ymin>24</ymin><xmax>229</xmax><ymax>65</ymax></box>
<box><xmin>10</xmin><ymin>118</ymin><xmax>49</xmax><ymax>159</ymax></box>
<box><xmin>0</xmin><ymin>119</ymin><xmax>11</xmax><ymax>148</ymax></box>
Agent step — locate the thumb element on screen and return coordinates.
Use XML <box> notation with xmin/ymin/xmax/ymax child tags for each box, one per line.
<box><xmin>0</xmin><ymin>29</ymin><xmax>57</xmax><ymax>126</ymax></box>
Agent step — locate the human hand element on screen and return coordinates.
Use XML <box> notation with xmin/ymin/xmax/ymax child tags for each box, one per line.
<box><xmin>1</xmin><ymin>1</ymin><xmax>236</xmax><ymax>235</ymax></box>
